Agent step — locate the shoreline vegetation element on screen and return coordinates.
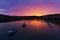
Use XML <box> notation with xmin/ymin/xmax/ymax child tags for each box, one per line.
<box><xmin>0</xmin><ymin>14</ymin><xmax>60</xmax><ymax>23</ymax></box>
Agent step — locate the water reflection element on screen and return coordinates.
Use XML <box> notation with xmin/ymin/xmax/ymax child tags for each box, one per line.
<box><xmin>47</xmin><ymin>22</ymin><xmax>53</xmax><ymax>28</ymax></box>
<box><xmin>43</xmin><ymin>19</ymin><xmax>60</xmax><ymax>28</ymax></box>
<box><xmin>0</xmin><ymin>19</ymin><xmax>60</xmax><ymax>40</ymax></box>
<box><xmin>22</xmin><ymin>21</ymin><xmax>26</xmax><ymax>28</ymax></box>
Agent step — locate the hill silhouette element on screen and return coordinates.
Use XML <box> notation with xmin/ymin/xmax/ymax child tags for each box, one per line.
<box><xmin>42</xmin><ymin>14</ymin><xmax>60</xmax><ymax>25</ymax></box>
<box><xmin>0</xmin><ymin>14</ymin><xmax>60</xmax><ymax>23</ymax></box>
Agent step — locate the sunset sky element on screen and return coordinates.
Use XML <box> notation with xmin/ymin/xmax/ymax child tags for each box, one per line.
<box><xmin>0</xmin><ymin>0</ymin><xmax>60</xmax><ymax>16</ymax></box>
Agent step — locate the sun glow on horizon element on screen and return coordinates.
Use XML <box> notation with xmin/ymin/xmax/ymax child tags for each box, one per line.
<box><xmin>11</xmin><ymin>6</ymin><xmax>53</xmax><ymax>16</ymax></box>
<box><xmin>33</xmin><ymin>12</ymin><xmax>42</xmax><ymax>16</ymax></box>
<box><xmin>33</xmin><ymin>14</ymin><xmax>40</xmax><ymax>16</ymax></box>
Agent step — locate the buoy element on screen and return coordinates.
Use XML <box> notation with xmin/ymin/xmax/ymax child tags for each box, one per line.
<box><xmin>22</xmin><ymin>24</ymin><xmax>26</xmax><ymax>28</ymax></box>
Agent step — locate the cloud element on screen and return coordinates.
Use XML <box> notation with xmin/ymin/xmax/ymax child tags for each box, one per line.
<box><xmin>0</xmin><ymin>0</ymin><xmax>60</xmax><ymax>16</ymax></box>
<box><xmin>0</xmin><ymin>0</ymin><xmax>60</xmax><ymax>9</ymax></box>
<box><xmin>0</xmin><ymin>9</ymin><xmax>5</xmax><ymax>12</ymax></box>
<box><xmin>0</xmin><ymin>8</ymin><xmax>8</xmax><ymax>15</ymax></box>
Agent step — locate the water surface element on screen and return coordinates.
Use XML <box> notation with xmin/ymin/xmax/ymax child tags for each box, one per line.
<box><xmin>0</xmin><ymin>20</ymin><xmax>60</xmax><ymax>40</ymax></box>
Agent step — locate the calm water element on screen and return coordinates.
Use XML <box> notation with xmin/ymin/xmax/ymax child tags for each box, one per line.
<box><xmin>0</xmin><ymin>20</ymin><xmax>60</xmax><ymax>40</ymax></box>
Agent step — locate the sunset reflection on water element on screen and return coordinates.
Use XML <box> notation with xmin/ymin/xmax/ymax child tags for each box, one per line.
<box><xmin>0</xmin><ymin>20</ymin><xmax>60</xmax><ymax>40</ymax></box>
